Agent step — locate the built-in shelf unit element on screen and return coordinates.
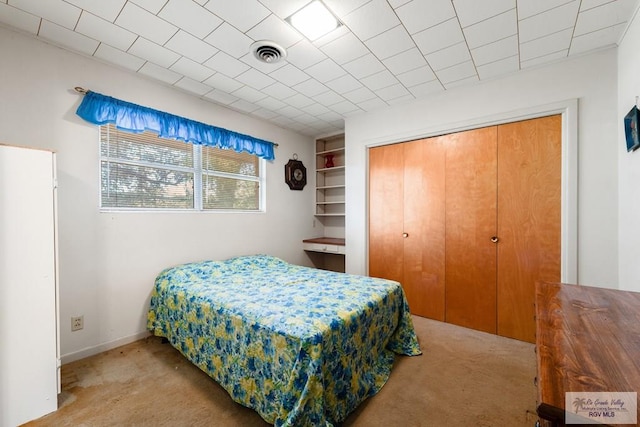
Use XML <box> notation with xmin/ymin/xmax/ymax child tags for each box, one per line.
<box><xmin>304</xmin><ymin>133</ymin><xmax>345</xmax><ymax>272</ymax></box>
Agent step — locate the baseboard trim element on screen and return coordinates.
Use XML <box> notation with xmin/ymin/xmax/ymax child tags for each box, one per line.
<box><xmin>61</xmin><ymin>331</ymin><xmax>152</xmax><ymax>364</ymax></box>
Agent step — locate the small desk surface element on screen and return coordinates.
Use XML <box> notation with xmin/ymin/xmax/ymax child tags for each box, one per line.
<box><xmin>302</xmin><ymin>237</ymin><xmax>345</xmax><ymax>246</ymax></box>
<box><xmin>535</xmin><ymin>282</ymin><xmax>640</xmax><ymax>427</ymax></box>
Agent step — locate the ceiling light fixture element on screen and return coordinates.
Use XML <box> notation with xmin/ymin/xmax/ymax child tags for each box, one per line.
<box><xmin>286</xmin><ymin>1</ymin><xmax>341</xmax><ymax>41</ymax></box>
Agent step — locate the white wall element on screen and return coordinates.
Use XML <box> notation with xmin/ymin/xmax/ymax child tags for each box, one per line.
<box><xmin>0</xmin><ymin>26</ymin><xmax>317</xmax><ymax>361</ymax></box>
<box><xmin>345</xmin><ymin>48</ymin><xmax>620</xmax><ymax>290</ymax></box>
<box><xmin>618</xmin><ymin>7</ymin><xmax>640</xmax><ymax>292</ymax></box>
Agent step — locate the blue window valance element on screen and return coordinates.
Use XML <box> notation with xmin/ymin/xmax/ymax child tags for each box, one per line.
<box><xmin>76</xmin><ymin>90</ymin><xmax>276</xmax><ymax>161</ymax></box>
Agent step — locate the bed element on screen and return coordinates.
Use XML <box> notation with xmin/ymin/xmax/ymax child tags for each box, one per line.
<box><xmin>147</xmin><ymin>255</ymin><xmax>421</xmax><ymax>426</ymax></box>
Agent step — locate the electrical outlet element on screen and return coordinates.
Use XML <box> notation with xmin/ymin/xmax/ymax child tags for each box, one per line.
<box><xmin>71</xmin><ymin>315</ymin><xmax>84</xmax><ymax>332</ymax></box>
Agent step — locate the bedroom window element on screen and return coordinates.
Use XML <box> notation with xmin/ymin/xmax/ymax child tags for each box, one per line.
<box><xmin>99</xmin><ymin>124</ymin><xmax>263</xmax><ymax>211</ymax></box>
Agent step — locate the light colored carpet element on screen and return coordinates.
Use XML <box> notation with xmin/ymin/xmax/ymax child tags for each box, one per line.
<box><xmin>25</xmin><ymin>316</ymin><xmax>539</xmax><ymax>426</ymax></box>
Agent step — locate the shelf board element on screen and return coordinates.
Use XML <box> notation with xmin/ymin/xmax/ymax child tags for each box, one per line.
<box><xmin>316</xmin><ymin>201</ymin><xmax>345</xmax><ymax>205</ymax></box>
<box><xmin>314</xmin><ymin>213</ymin><xmax>345</xmax><ymax>217</ymax></box>
<box><xmin>316</xmin><ymin>165</ymin><xmax>345</xmax><ymax>172</ymax></box>
<box><xmin>317</xmin><ymin>185</ymin><xmax>345</xmax><ymax>190</ymax></box>
<box><xmin>316</xmin><ymin>147</ymin><xmax>345</xmax><ymax>155</ymax></box>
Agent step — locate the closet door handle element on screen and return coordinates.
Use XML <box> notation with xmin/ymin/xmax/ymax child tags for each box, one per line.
<box><xmin>402</xmin><ymin>232</ymin><xmax>409</xmax><ymax>238</ymax></box>
<box><xmin>490</xmin><ymin>236</ymin><xmax>499</xmax><ymax>243</ymax></box>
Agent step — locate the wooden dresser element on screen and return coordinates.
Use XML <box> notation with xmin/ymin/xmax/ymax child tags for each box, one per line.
<box><xmin>535</xmin><ymin>282</ymin><xmax>640</xmax><ymax>427</ymax></box>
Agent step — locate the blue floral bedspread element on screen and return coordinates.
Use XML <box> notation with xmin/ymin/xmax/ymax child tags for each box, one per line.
<box><xmin>147</xmin><ymin>255</ymin><xmax>421</xmax><ymax>426</ymax></box>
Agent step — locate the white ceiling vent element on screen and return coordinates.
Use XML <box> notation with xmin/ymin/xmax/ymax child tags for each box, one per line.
<box><xmin>251</xmin><ymin>41</ymin><xmax>287</xmax><ymax>64</ymax></box>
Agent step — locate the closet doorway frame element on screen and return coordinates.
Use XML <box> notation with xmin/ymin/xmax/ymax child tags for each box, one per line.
<box><xmin>364</xmin><ymin>99</ymin><xmax>578</xmax><ymax>284</ymax></box>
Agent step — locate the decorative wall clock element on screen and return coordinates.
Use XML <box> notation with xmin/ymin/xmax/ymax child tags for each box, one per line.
<box><xmin>285</xmin><ymin>155</ymin><xmax>306</xmax><ymax>190</ymax></box>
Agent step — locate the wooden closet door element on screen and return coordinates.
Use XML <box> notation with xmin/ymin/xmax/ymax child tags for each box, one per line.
<box><xmin>369</xmin><ymin>143</ymin><xmax>404</xmax><ymax>284</ymax></box>
<box><xmin>444</xmin><ymin>127</ymin><xmax>498</xmax><ymax>334</ymax></box>
<box><xmin>403</xmin><ymin>137</ymin><xmax>446</xmax><ymax>320</ymax></box>
<box><xmin>497</xmin><ymin>115</ymin><xmax>561</xmax><ymax>343</ymax></box>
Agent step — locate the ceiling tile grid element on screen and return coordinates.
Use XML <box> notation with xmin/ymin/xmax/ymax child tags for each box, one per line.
<box><xmin>0</xmin><ymin>0</ymin><xmax>637</xmax><ymax>137</ymax></box>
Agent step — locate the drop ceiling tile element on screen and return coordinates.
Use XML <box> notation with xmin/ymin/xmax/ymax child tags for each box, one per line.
<box><xmin>64</xmin><ymin>0</ymin><xmax>126</xmax><ymax>22</ymax></box>
<box><xmin>323</xmin><ymin>0</ymin><xmax>372</xmax><ymax>17</ymax></box>
<box><xmin>320</xmin><ymin>32</ymin><xmax>368</xmax><ymax>65</ymax></box>
<box><xmin>239</xmin><ymin>52</ymin><xmax>287</xmax><ymax>74</ymax></box>
<box><xmin>520</xmin><ymin>27</ymin><xmax>572</xmax><ymax>61</ymax></box>
<box><xmin>94</xmin><ymin>43</ymin><xmax>145</xmax><ymax>71</ymax></box>
<box><xmin>0</xmin><ymin>3</ymin><xmax>39</xmax><ymax>34</ymax></box>
<box><xmin>202</xmin><ymin>89</ymin><xmax>239</xmax><ymax>105</ymax></box>
<box><xmin>256</xmin><ymin>0</ymin><xmax>309</xmax><ymax>20</ymax></box>
<box><xmin>517</xmin><ymin>0</ymin><xmax>574</xmax><ymax>20</ymax></box>
<box><xmin>312</xmin><ymin>24</ymin><xmax>350</xmax><ymax>48</ymax></box>
<box><xmin>170</xmin><ymin>56</ymin><xmax>215</xmax><ymax>81</ymax></box>
<box><xmin>361</xmin><ymin>69</ymin><xmax>400</xmax><ymax>90</ymax></box>
<box><xmin>570</xmin><ymin>21</ymin><xmax>626</xmax><ymax>55</ymax></box>
<box><xmin>204</xmin><ymin>51</ymin><xmax>250</xmax><ymax>77</ymax></box>
<box><xmin>387</xmin><ymin>0</ymin><xmax>412</xmax><ymax>8</ymax></box>
<box><xmin>396</xmin><ymin>65</ymin><xmax>436</xmax><ymax>87</ymax></box>
<box><xmin>425</xmin><ymin>41</ymin><xmax>471</xmax><ymax>71</ymax></box>
<box><xmin>286</xmin><ymin>39</ymin><xmax>327</xmax><ymax>69</ymax></box>
<box><xmin>301</xmin><ymin>103</ymin><xmax>332</xmax><ymax>116</ymax></box>
<box><xmin>574</xmin><ymin>0</ymin><xmax>633</xmax><ymax>36</ymax></box>
<box><xmin>382</xmin><ymin>47</ymin><xmax>428</xmax><ymax>74</ymax></box>
<box><xmin>365</xmin><ymin>25</ymin><xmax>415</xmax><ymax>60</ymax></box>
<box><xmin>10</xmin><ymin>0</ymin><xmax>79</xmax><ymax>29</ymax></box>
<box><xmin>246</xmin><ymin>14</ymin><xmax>301</xmax><ymax>48</ymax></box>
<box><xmin>261</xmin><ymin>81</ymin><xmax>297</xmax><ymax>100</ymax></box>
<box><xmin>254</xmin><ymin>96</ymin><xmax>287</xmax><ymax>110</ymax></box>
<box><xmin>158</xmin><ymin>0</ymin><xmax>222</xmax><ymax>39</ymax></box>
<box><xmin>235</xmin><ymin>68</ymin><xmax>276</xmax><ymax>89</ymax></box>
<box><xmin>314</xmin><ymin>90</ymin><xmax>346</xmax><ymax>106</ymax></box>
<box><xmin>292</xmin><ymin>79</ymin><xmax>329</xmax><ymax>97</ymax></box>
<box><xmin>76</xmin><ymin>12</ymin><xmax>137</xmax><ymax>51</ymax></box>
<box><xmin>284</xmin><ymin>93</ymin><xmax>315</xmax><ymax>108</ymax></box>
<box><xmin>471</xmin><ymin>34</ymin><xmax>518</xmax><ymax>66</ymax></box>
<box><xmin>231</xmin><ymin>85</ymin><xmax>267</xmax><ymax>102</ymax></box>
<box><xmin>435</xmin><ymin>60</ymin><xmax>477</xmax><ymax>84</ymax></box>
<box><xmin>165</xmin><ymin>30</ymin><xmax>218</xmax><ymax>63</ymax></box>
<box><xmin>395</xmin><ymin>0</ymin><xmax>456</xmax><ymax>34</ymax></box>
<box><xmin>342</xmin><ymin>53</ymin><xmax>385</xmax><ymax>79</ymax></box>
<box><xmin>520</xmin><ymin>48</ymin><xmax>567</xmax><ymax>68</ymax></box>
<box><xmin>251</xmin><ymin>107</ymin><xmax>280</xmax><ymax>120</ymax></box>
<box><xmin>204</xmin><ymin>0</ymin><xmax>270</xmax><ymax>32</ymax></box>
<box><xmin>476</xmin><ymin>54</ymin><xmax>518</xmax><ymax>79</ymax></box>
<box><xmin>408</xmin><ymin>79</ymin><xmax>445</xmax><ymax>97</ymax></box>
<box><xmin>342</xmin><ymin>86</ymin><xmax>377</xmax><ymax>103</ymax></box>
<box><xmin>174</xmin><ymin>77</ymin><xmax>212</xmax><ymax>95</ymax></box>
<box><xmin>202</xmin><ymin>72</ymin><xmax>243</xmax><ymax>92</ymax></box>
<box><xmin>128</xmin><ymin>37</ymin><xmax>180</xmax><ymax>68</ymax></box>
<box><xmin>129</xmin><ymin>0</ymin><xmax>167</xmax><ymax>14</ymax></box>
<box><xmin>375</xmin><ymin>83</ymin><xmax>410</xmax><ymax>101</ymax></box>
<box><xmin>277</xmin><ymin>105</ymin><xmax>304</xmax><ymax>118</ymax></box>
<box><xmin>453</xmin><ymin>0</ymin><xmax>515</xmax><ymax>28</ymax></box>
<box><xmin>443</xmin><ymin>74</ymin><xmax>479</xmax><ymax>89</ymax></box>
<box><xmin>330</xmin><ymin>99</ymin><xmax>361</xmax><ymax>115</ymax></box>
<box><xmin>271</xmin><ymin>115</ymin><xmax>297</xmax><ymax>127</ymax></box>
<box><xmin>463</xmin><ymin>9</ymin><xmax>517</xmax><ymax>49</ymax></box>
<box><xmin>356</xmin><ymin>97</ymin><xmax>388</xmax><ymax>111</ymax></box>
<box><xmin>138</xmin><ymin>61</ymin><xmax>182</xmax><ymax>84</ymax></box>
<box><xmin>342</xmin><ymin>0</ymin><xmax>400</xmax><ymax>41</ymax></box>
<box><xmin>305</xmin><ymin>58</ymin><xmax>347</xmax><ymax>83</ymax></box>
<box><xmin>387</xmin><ymin>94</ymin><xmax>416</xmax><ymax>105</ymax></box>
<box><xmin>39</xmin><ymin>20</ymin><xmax>98</xmax><ymax>55</ymax></box>
<box><xmin>229</xmin><ymin>98</ymin><xmax>261</xmax><ymax>113</ymax></box>
<box><xmin>325</xmin><ymin>73</ymin><xmax>362</xmax><ymax>93</ymax></box>
<box><xmin>317</xmin><ymin>110</ymin><xmax>344</xmax><ymax>123</ymax></box>
<box><xmin>204</xmin><ymin>22</ymin><xmax>254</xmax><ymax>58</ymax></box>
<box><xmin>268</xmin><ymin>63</ymin><xmax>310</xmax><ymax>86</ymax></box>
<box><xmin>413</xmin><ymin>17</ymin><xmax>465</xmax><ymax>54</ymax></box>
<box><xmin>519</xmin><ymin>1</ymin><xmax>578</xmax><ymax>43</ymax></box>
<box><xmin>580</xmin><ymin>0</ymin><xmax>615</xmax><ymax>11</ymax></box>
<box><xmin>116</xmin><ymin>2</ymin><xmax>177</xmax><ymax>45</ymax></box>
